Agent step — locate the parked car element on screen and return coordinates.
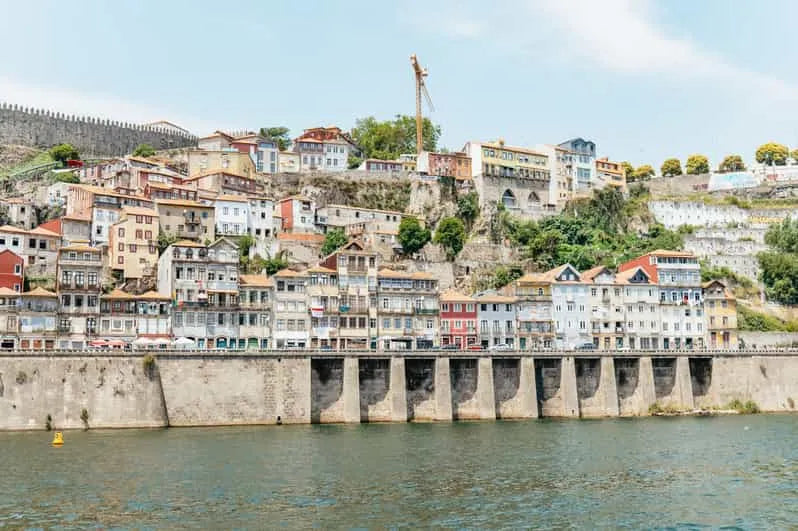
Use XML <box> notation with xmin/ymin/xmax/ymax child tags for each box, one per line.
<box><xmin>488</xmin><ymin>344</ymin><xmax>512</xmax><ymax>351</ymax></box>
<box><xmin>574</xmin><ymin>342</ymin><xmax>596</xmax><ymax>351</ymax></box>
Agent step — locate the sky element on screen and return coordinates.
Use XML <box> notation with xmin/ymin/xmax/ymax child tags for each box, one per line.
<box><xmin>2</xmin><ymin>0</ymin><xmax>798</xmax><ymax>168</ymax></box>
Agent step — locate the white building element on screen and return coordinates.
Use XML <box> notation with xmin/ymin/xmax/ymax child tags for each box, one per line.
<box><xmin>549</xmin><ymin>264</ymin><xmax>591</xmax><ymax>349</ymax></box>
<box><xmin>248</xmin><ymin>196</ymin><xmax>278</xmax><ymax>259</ymax></box>
<box><xmin>534</xmin><ymin>144</ymin><xmax>573</xmax><ymax>209</ymax></box>
<box><xmin>558</xmin><ymin>138</ymin><xmax>596</xmax><ymax>192</ymax></box>
<box><xmin>47</xmin><ymin>182</ymin><xmax>72</xmax><ymax>207</ymax></box>
<box><xmin>214</xmin><ymin>195</ymin><xmax>249</xmax><ymax>237</ymax></box>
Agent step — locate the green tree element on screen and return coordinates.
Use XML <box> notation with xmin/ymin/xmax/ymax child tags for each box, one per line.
<box><xmin>321</xmin><ymin>228</ymin><xmax>348</xmax><ymax>256</ymax></box>
<box><xmin>718</xmin><ymin>154</ymin><xmax>746</xmax><ymax>172</ymax></box>
<box><xmin>434</xmin><ymin>217</ymin><xmax>466</xmax><ymax>260</ymax></box>
<box><xmin>351</xmin><ymin>115</ymin><xmax>441</xmax><ymax>159</ymax></box>
<box><xmin>238</xmin><ymin>234</ymin><xmax>254</xmax><ymax>260</ymax></box>
<box><xmin>397</xmin><ymin>216</ymin><xmax>431</xmax><ymax>254</ymax></box>
<box><xmin>791</xmin><ymin>148</ymin><xmax>798</xmax><ymax>164</ymax></box>
<box><xmin>660</xmin><ymin>158</ymin><xmax>683</xmax><ymax>177</ymax></box>
<box><xmin>621</xmin><ymin>161</ymin><xmax>635</xmax><ymax>181</ymax></box>
<box><xmin>133</xmin><ymin>143</ymin><xmax>156</xmax><ymax>157</ymax></box>
<box><xmin>157</xmin><ymin>230</ymin><xmax>178</xmax><ymax>255</ymax></box>
<box><xmin>347</xmin><ymin>155</ymin><xmax>362</xmax><ymax>169</ymax></box>
<box><xmin>49</xmin><ymin>143</ymin><xmax>79</xmax><ymax>165</ymax></box>
<box><xmin>633</xmin><ymin>164</ymin><xmax>655</xmax><ymax>180</ymax></box>
<box><xmin>755</xmin><ymin>142</ymin><xmax>789</xmax><ymax>166</ymax></box>
<box><xmin>259</xmin><ymin>127</ymin><xmax>291</xmax><ymax>151</ymax></box>
<box><xmin>54</xmin><ymin>172</ymin><xmax>79</xmax><ymax>184</ymax></box>
<box><xmin>685</xmin><ymin>154</ymin><xmax>710</xmax><ymax>175</ymax></box>
<box><xmin>262</xmin><ymin>251</ymin><xmax>289</xmax><ymax>275</ymax></box>
<box><xmin>456</xmin><ymin>191</ymin><xmax>479</xmax><ymax>228</ymax></box>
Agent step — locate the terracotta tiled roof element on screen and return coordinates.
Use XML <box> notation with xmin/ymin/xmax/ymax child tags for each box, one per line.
<box><xmin>274</xmin><ymin>268</ymin><xmax>308</xmax><ymax>278</ymax></box>
<box><xmin>615</xmin><ymin>266</ymin><xmax>650</xmax><ymax>284</ymax></box>
<box><xmin>102</xmin><ymin>288</ymin><xmax>135</xmax><ymax>300</ymax></box>
<box><xmin>439</xmin><ymin>289</ymin><xmax>474</xmax><ymax>302</ymax></box>
<box><xmin>120</xmin><ymin>206</ymin><xmax>158</xmax><ymax>216</ymax></box>
<box><xmin>22</xmin><ymin>286</ymin><xmax>56</xmax><ymax>297</ymax></box>
<box><xmin>155</xmin><ymin>198</ymin><xmax>213</xmax><ymax>208</ymax></box>
<box><xmin>37</xmin><ymin>219</ymin><xmax>62</xmax><ymax>235</ymax></box>
<box><xmin>239</xmin><ymin>274</ymin><xmax>273</xmax><ymax>287</ymax></box>
<box><xmin>277</xmin><ymin>232</ymin><xmax>324</xmax><ymax>242</ymax></box>
<box><xmin>215</xmin><ymin>194</ymin><xmax>249</xmax><ymax>202</ymax></box>
<box><xmin>580</xmin><ymin>265</ymin><xmax>608</xmax><ymax>282</ymax></box>
<box><xmin>60</xmin><ymin>244</ymin><xmax>100</xmax><ymax>253</ymax></box>
<box><xmin>137</xmin><ymin>291</ymin><xmax>171</xmax><ymax>300</ymax></box>
<box><xmin>0</xmin><ymin>225</ymin><xmax>29</xmax><ymax>234</ymax></box>
<box><xmin>173</xmin><ymin>240</ymin><xmax>205</xmax><ymax>248</ymax></box>
<box><xmin>306</xmin><ymin>265</ymin><xmax>336</xmax><ymax>274</ymax></box>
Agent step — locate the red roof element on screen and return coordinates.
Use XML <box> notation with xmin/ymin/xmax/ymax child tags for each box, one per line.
<box><xmin>37</xmin><ymin>219</ymin><xmax>62</xmax><ymax>236</ymax></box>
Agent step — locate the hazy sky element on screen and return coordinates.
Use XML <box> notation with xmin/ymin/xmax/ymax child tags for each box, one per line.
<box><xmin>2</xmin><ymin>0</ymin><xmax>798</xmax><ymax>168</ymax></box>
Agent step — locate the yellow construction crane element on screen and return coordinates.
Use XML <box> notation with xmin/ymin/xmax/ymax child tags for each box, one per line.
<box><xmin>410</xmin><ymin>54</ymin><xmax>434</xmax><ymax>154</ymax></box>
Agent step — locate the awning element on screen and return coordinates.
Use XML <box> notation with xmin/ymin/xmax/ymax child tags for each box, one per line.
<box><xmin>132</xmin><ymin>337</ymin><xmax>153</xmax><ymax>345</ymax></box>
<box><xmin>174</xmin><ymin>337</ymin><xmax>196</xmax><ymax>346</ymax></box>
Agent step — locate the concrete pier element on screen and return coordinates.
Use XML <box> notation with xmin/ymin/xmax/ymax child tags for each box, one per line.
<box><xmin>389</xmin><ymin>357</ymin><xmax>408</xmax><ymax>422</ymax></box>
<box><xmin>1</xmin><ymin>350</ymin><xmax>798</xmax><ymax>430</ymax></box>
<box><xmin>560</xmin><ymin>356</ymin><xmax>580</xmax><ymax>418</ymax></box>
<box><xmin>434</xmin><ymin>357</ymin><xmax>453</xmax><ymax>421</ymax></box>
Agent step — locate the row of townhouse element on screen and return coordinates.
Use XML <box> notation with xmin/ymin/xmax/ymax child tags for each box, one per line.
<box><xmin>439</xmin><ymin>250</ymin><xmax>738</xmax><ymax>351</ymax></box>
<box><xmin>158</xmin><ymin>238</ymin><xmax>442</xmax><ymax>351</ymax></box>
<box><xmin>0</xmin><ymin>238</ymin><xmax>738</xmax><ymax>351</ymax></box>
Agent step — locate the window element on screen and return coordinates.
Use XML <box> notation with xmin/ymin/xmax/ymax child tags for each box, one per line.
<box><xmin>118</xmin><ymin>228</ymin><xmax>125</xmax><ymax>237</ymax></box>
<box><xmin>61</xmin><ymin>295</ymin><xmax>71</xmax><ymax>306</ymax></box>
<box><xmin>13</xmin><ymin>264</ymin><xmax>20</xmax><ymax>275</ymax></box>
<box><xmin>118</xmin><ymin>256</ymin><xmax>124</xmax><ymax>264</ymax></box>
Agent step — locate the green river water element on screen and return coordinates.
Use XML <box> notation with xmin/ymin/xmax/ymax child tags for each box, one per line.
<box><xmin>0</xmin><ymin>415</ymin><xmax>795</xmax><ymax>529</ymax></box>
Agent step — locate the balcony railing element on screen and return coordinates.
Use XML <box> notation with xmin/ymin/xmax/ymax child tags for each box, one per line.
<box><xmin>339</xmin><ymin>305</ymin><xmax>369</xmax><ymax>314</ymax></box>
<box><xmin>415</xmin><ymin>308</ymin><xmax>439</xmax><ymax>315</ymax></box>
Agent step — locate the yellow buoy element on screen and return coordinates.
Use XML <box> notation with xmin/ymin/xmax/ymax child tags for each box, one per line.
<box><xmin>52</xmin><ymin>431</ymin><xmax>63</xmax><ymax>446</ymax></box>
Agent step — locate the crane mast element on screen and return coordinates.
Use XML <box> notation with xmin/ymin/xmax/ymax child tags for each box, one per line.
<box><xmin>410</xmin><ymin>54</ymin><xmax>430</xmax><ymax>154</ymax></box>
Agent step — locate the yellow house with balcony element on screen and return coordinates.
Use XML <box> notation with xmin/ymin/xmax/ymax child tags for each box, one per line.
<box><xmin>512</xmin><ymin>273</ymin><xmax>555</xmax><ymax>349</ymax></box>
<box><xmin>703</xmin><ymin>279</ymin><xmax>738</xmax><ymax>349</ymax></box>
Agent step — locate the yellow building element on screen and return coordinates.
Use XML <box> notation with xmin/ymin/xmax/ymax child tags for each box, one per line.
<box><xmin>595</xmin><ymin>157</ymin><xmax>627</xmax><ymax>191</ymax></box>
<box><xmin>703</xmin><ymin>280</ymin><xmax>738</xmax><ymax>349</ymax></box>
<box><xmin>187</xmin><ymin>149</ymin><xmax>256</xmax><ymax>179</ymax></box>
<box><xmin>512</xmin><ymin>273</ymin><xmax>555</xmax><ymax>349</ymax></box>
<box><xmin>154</xmin><ymin>199</ymin><xmax>215</xmax><ymax>243</ymax></box>
<box><xmin>109</xmin><ymin>206</ymin><xmax>160</xmax><ymax>279</ymax></box>
<box><xmin>466</xmin><ymin>140</ymin><xmax>550</xmax><ymax>180</ymax></box>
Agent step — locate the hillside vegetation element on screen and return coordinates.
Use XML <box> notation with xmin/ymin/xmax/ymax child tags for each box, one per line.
<box><xmin>495</xmin><ymin>185</ymin><xmax>682</xmax><ymax>271</ymax></box>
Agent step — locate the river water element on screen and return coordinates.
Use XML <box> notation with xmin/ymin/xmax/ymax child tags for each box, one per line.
<box><xmin>0</xmin><ymin>416</ymin><xmax>795</xmax><ymax>529</ymax></box>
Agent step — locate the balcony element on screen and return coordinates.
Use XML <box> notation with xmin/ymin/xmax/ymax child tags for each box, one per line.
<box><xmin>339</xmin><ymin>305</ymin><xmax>369</xmax><ymax>314</ymax></box>
<box><xmin>58</xmin><ymin>282</ymin><xmax>100</xmax><ymax>291</ymax></box>
<box><xmin>381</xmin><ymin>306</ymin><xmax>414</xmax><ymax>315</ymax></box>
<box><xmin>415</xmin><ymin>308</ymin><xmax>439</xmax><ymax>315</ymax></box>
<box><xmin>207</xmin><ymin>280</ymin><xmax>237</xmax><ymax>292</ymax></box>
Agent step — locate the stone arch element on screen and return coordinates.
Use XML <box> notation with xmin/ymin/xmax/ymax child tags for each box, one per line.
<box><xmin>501</xmin><ymin>189</ymin><xmax>516</xmax><ymax>208</ymax></box>
<box><xmin>528</xmin><ymin>191</ymin><xmax>541</xmax><ymax>203</ymax></box>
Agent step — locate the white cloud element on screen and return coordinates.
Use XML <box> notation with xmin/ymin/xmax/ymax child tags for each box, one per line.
<box><xmin>0</xmin><ymin>77</ymin><xmax>217</xmax><ymax>135</ymax></box>
<box><xmin>405</xmin><ymin>0</ymin><xmax>795</xmax><ymax>100</ymax></box>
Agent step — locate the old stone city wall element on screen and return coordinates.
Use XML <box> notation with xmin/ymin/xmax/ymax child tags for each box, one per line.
<box><xmin>1</xmin><ymin>351</ymin><xmax>797</xmax><ymax>430</ymax></box>
<box><xmin>0</xmin><ymin>103</ymin><xmax>197</xmax><ymax>156</ymax></box>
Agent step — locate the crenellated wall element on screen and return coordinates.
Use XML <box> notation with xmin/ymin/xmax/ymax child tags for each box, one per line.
<box><xmin>0</xmin><ymin>103</ymin><xmax>197</xmax><ymax>156</ymax></box>
<box><xmin>1</xmin><ymin>351</ymin><xmax>797</xmax><ymax>430</ymax></box>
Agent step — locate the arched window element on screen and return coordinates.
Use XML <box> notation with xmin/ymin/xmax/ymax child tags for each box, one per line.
<box><xmin>528</xmin><ymin>191</ymin><xmax>541</xmax><ymax>203</ymax></box>
<box><xmin>501</xmin><ymin>189</ymin><xmax>516</xmax><ymax>208</ymax></box>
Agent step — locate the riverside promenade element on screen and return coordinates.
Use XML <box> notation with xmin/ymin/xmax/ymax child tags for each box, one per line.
<box><xmin>1</xmin><ymin>349</ymin><xmax>796</xmax><ymax>429</ymax></box>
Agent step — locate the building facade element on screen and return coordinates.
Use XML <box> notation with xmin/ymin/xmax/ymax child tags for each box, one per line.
<box><xmin>56</xmin><ymin>244</ymin><xmax>102</xmax><ymax>349</ymax></box>
<box><xmin>439</xmin><ymin>290</ymin><xmax>477</xmax><ymax>348</ymax></box>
